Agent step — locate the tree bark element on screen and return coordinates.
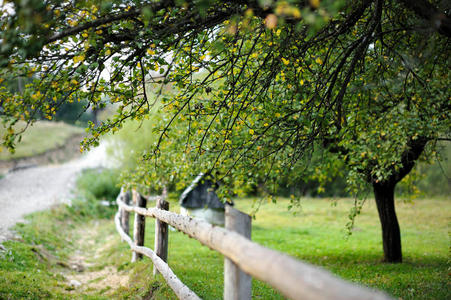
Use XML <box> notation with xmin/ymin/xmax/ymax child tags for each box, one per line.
<box><xmin>370</xmin><ymin>137</ymin><xmax>428</xmax><ymax>263</ymax></box>
<box><xmin>373</xmin><ymin>181</ymin><xmax>402</xmax><ymax>263</ymax></box>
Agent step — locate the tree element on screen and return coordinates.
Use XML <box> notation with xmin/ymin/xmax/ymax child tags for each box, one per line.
<box><xmin>1</xmin><ymin>0</ymin><xmax>450</xmax><ymax>263</ymax></box>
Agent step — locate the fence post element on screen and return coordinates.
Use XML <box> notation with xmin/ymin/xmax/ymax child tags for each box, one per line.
<box><xmin>224</xmin><ymin>204</ymin><xmax>252</xmax><ymax>300</ymax></box>
<box><xmin>154</xmin><ymin>186</ymin><xmax>169</xmax><ymax>275</ymax></box>
<box><xmin>120</xmin><ymin>188</ymin><xmax>131</xmax><ymax>236</ymax></box>
<box><xmin>132</xmin><ymin>189</ymin><xmax>147</xmax><ymax>262</ymax></box>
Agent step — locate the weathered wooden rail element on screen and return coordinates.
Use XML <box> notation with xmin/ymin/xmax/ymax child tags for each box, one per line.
<box><xmin>115</xmin><ymin>188</ymin><xmax>392</xmax><ymax>300</ymax></box>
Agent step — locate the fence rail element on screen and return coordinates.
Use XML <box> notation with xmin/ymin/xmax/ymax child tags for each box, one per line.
<box><xmin>115</xmin><ymin>188</ymin><xmax>392</xmax><ymax>300</ymax></box>
<box><xmin>114</xmin><ymin>212</ymin><xmax>200</xmax><ymax>299</ymax></box>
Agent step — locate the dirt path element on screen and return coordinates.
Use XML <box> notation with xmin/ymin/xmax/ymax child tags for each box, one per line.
<box><xmin>0</xmin><ymin>143</ymin><xmax>111</xmax><ymax>242</ymax></box>
<box><xmin>64</xmin><ymin>221</ymin><xmax>129</xmax><ymax>295</ymax></box>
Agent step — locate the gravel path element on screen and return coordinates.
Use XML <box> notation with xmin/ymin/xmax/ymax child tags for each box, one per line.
<box><xmin>0</xmin><ymin>143</ymin><xmax>111</xmax><ymax>242</ymax></box>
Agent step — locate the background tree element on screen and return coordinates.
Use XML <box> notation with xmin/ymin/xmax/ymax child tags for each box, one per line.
<box><xmin>1</xmin><ymin>0</ymin><xmax>450</xmax><ymax>263</ymax></box>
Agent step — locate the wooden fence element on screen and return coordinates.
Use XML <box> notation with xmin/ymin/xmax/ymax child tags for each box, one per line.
<box><xmin>114</xmin><ymin>188</ymin><xmax>392</xmax><ymax>300</ymax></box>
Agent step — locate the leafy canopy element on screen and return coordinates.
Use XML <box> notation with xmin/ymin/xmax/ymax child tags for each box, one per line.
<box><xmin>0</xmin><ymin>0</ymin><xmax>450</xmax><ymax>197</ymax></box>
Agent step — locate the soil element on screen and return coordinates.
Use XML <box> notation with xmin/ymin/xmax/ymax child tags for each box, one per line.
<box><xmin>65</xmin><ymin>222</ymin><xmax>129</xmax><ymax>295</ymax></box>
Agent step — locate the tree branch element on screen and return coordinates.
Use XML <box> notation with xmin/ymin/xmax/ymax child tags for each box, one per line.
<box><xmin>46</xmin><ymin>0</ymin><xmax>176</xmax><ymax>44</ymax></box>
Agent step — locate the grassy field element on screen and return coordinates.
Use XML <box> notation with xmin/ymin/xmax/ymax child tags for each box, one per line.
<box><xmin>0</xmin><ymin>120</ymin><xmax>83</xmax><ymax>160</ymax></box>
<box><xmin>0</xmin><ymin>190</ymin><xmax>449</xmax><ymax>299</ymax></box>
<box><xmin>130</xmin><ymin>197</ymin><xmax>450</xmax><ymax>299</ymax></box>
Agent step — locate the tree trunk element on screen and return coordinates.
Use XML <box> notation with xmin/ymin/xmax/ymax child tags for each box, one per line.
<box><xmin>373</xmin><ymin>181</ymin><xmax>402</xmax><ymax>263</ymax></box>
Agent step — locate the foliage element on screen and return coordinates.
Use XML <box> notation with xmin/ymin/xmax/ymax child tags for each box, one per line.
<box><xmin>0</xmin><ymin>75</ymin><xmax>33</xmax><ymax>94</ymax></box>
<box><xmin>0</xmin><ymin>72</ymin><xmax>92</xmax><ymax>126</ymax></box>
<box><xmin>75</xmin><ymin>167</ymin><xmax>121</xmax><ymax>210</ymax></box>
<box><xmin>109</xmin><ymin>116</ymin><xmax>351</xmax><ymax>197</ymax></box>
<box><xmin>0</xmin><ymin>0</ymin><xmax>448</xmax><ymax>188</ymax></box>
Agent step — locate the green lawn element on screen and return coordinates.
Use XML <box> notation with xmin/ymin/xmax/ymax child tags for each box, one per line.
<box><xmin>0</xmin><ymin>120</ymin><xmax>83</xmax><ymax>160</ymax></box>
<box><xmin>109</xmin><ymin>197</ymin><xmax>450</xmax><ymax>299</ymax></box>
<box><xmin>1</xmin><ymin>196</ymin><xmax>449</xmax><ymax>299</ymax></box>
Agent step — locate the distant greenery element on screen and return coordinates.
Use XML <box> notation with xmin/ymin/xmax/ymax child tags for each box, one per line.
<box><xmin>0</xmin><ymin>120</ymin><xmax>83</xmax><ymax>161</ymax></box>
<box><xmin>416</xmin><ymin>143</ymin><xmax>451</xmax><ymax>196</ymax></box>
<box><xmin>53</xmin><ymin>100</ymin><xmax>93</xmax><ymax>127</ymax></box>
<box><xmin>76</xmin><ymin>168</ymin><xmax>121</xmax><ymax>208</ymax></box>
<box><xmin>107</xmin><ymin>112</ymin><xmax>160</xmax><ymax>173</ymax></box>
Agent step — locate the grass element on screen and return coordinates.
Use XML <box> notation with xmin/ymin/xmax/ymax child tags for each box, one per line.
<box><xmin>0</xmin><ymin>191</ymin><xmax>123</xmax><ymax>299</ymax></box>
<box><xmin>0</xmin><ymin>120</ymin><xmax>83</xmax><ymax>161</ymax></box>
<box><xmin>0</xmin><ymin>203</ymin><xmax>169</xmax><ymax>299</ymax></box>
<box><xmin>0</xmin><ymin>181</ymin><xmax>449</xmax><ymax>299</ymax></box>
<box><xmin>0</xmin><ymin>206</ymin><xmax>84</xmax><ymax>299</ymax></box>
<box><xmin>123</xmin><ymin>197</ymin><xmax>449</xmax><ymax>300</ymax></box>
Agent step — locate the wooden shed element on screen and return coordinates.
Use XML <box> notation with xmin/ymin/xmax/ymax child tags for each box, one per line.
<box><xmin>179</xmin><ymin>173</ymin><xmax>230</xmax><ymax>226</ymax></box>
